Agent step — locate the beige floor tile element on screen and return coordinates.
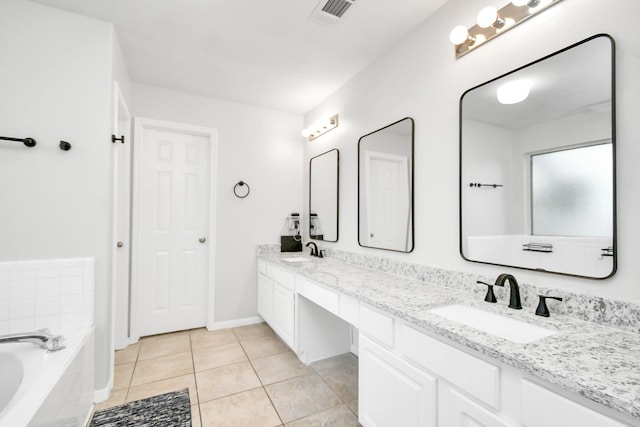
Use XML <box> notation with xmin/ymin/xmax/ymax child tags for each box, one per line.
<box><xmin>196</xmin><ymin>361</ymin><xmax>262</xmax><ymax>402</ymax></box>
<box><xmin>126</xmin><ymin>374</ymin><xmax>198</xmax><ymax>405</ymax></box>
<box><xmin>252</xmin><ymin>351</ymin><xmax>313</xmax><ymax>385</ymax></box>
<box><xmin>192</xmin><ymin>404</ymin><xmax>202</xmax><ymax>427</ymax></box>
<box><xmin>285</xmin><ymin>404</ymin><xmax>361</xmax><ymax>427</ymax></box>
<box><xmin>265</xmin><ymin>373</ymin><xmax>342</xmax><ymax>423</ymax></box>
<box><xmin>193</xmin><ymin>341</ymin><xmax>247</xmax><ymax>372</ymax></box>
<box><xmin>93</xmin><ymin>388</ymin><xmax>127</xmax><ymax>411</ymax></box>
<box><xmin>317</xmin><ymin>363</ymin><xmax>359</xmax><ymax>402</ymax></box>
<box><xmin>114</xmin><ymin>343</ymin><xmax>140</xmax><ymax>365</ymax></box>
<box><xmin>233</xmin><ymin>322</ymin><xmax>276</xmax><ymax>342</ymax></box>
<box><xmin>141</xmin><ymin>329</ymin><xmax>190</xmax><ymax>343</ymax></box>
<box><xmin>199</xmin><ymin>387</ymin><xmax>281</xmax><ymax>427</ymax></box>
<box><xmin>113</xmin><ymin>362</ymin><xmax>135</xmax><ymax>390</ymax></box>
<box><xmin>346</xmin><ymin>399</ymin><xmax>358</xmax><ymax>417</ymax></box>
<box><xmin>131</xmin><ymin>351</ymin><xmax>194</xmax><ymax>386</ymax></box>
<box><xmin>190</xmin><ymin>328</ymin><xmax>239</xmax><ymax>349</ymax></box>
<box><xmin>241</xmin><ymin>335</ymin><xmax>289</xmax><ymax>360</ymax></box>
<box><xmin>138</xmin><ymin>333</ymin><xmax>191</xmax><ymax>360</ymax></box>
<box><xmin>311</xmin><ymin>353</ymin><xmax>358</xmax><ymax>373</ymax></box>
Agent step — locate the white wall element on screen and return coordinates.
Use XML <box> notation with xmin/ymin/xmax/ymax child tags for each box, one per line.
<box><xmin>0</xmin><ymin>0</ymin><xmax>114</xmax><ymax>391</ymax></box>
<box><xmin>304</xmin><ymin>0</ymin><xmax>640</xmax><ymax>302</ymax></box>
<box><xmin>131</xmin><ymin>83</ymin><xmax>303</xmax><ymax>322</ymax></box>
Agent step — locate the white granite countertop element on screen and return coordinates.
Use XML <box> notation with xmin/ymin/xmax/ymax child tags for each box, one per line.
<box><xmin>258</xmin><ymin>251</ymin><xmax>640</xmax><ymax>422</ymax></box>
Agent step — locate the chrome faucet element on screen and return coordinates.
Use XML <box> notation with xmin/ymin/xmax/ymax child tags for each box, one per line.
<box><xmin>305</xmin><ymin>241</ymin><xmax>323</xmax><ymax>258</ymax></box>
<box><xmin>494</xmin><ymin>274</ymin><xmax>522</xmax><ymax>309</ymax></box>
<box><xmin>0</xmin><ymin>329</ymin><xmax>66</xmax><ymax>351</ymax></box>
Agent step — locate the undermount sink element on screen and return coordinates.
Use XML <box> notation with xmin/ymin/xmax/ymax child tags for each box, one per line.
<box><xmin>428</xmin><ymin>304</ymin><xmax>556</xmax><ymax>344</ymax></box>
<box><xmin>281</xmin><ymin>257</ymin><xmax>311</xmax><ymax>263</ymax></box>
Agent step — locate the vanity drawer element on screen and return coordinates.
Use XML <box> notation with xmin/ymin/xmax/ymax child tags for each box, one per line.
<box><xmin>360</xmin><ymin>305</ymin><xmax>395</xmax><ymax>348</ymax></box>
<box><xmin>339</xmin><ymin>294</ymin><xmax>359</xmax><ymax>327</ymax></box>
<box><xmin>400</xmin><ymin>325</ymin><xmax>500</xmax><ymax>409</ymax></box>
<box><xmin>277</xmin><ymin>269</ymin><xmax>295</xmax><ymax>291</ymax></box>
<box><xmin>299</xmin><ymin>279</ymin><xmax>339</xmax><ymax>315</ymax></box>
<box><xmin>521</xmin><ymin>380</ymin><xmax>627</xmax><ymax>427</ymax></box>
<box><xmin>258</xmin><ymin>260</ymin><xmax>267</xmax><ymax>275</ymax></box>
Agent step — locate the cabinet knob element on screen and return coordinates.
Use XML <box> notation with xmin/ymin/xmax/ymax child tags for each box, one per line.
<box><xmin>199</xmin><ymin>237</ymin><xmax>207</xmax><ymax>244</ymax></box>
<box><xmin>117</xmin><ymin>242</ymin><xmax>124</xmax><ymax>248</ymax></box>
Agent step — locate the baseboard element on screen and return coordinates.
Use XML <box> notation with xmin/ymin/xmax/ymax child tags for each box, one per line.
<box><xmin>206</xmin><ymin>315</ymin><xmax>263</xmax><ymax>331</ymax></box>
<box><xmin>93</xmin><ymin>378</ymin><xmax>113</xmax><ymax>403</ymax></box>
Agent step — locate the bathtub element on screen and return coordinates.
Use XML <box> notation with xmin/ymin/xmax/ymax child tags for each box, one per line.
<box><xmin>0</xmin><ymin>328</ymin><xmax>95</xmax><ymax>427</ymax></box>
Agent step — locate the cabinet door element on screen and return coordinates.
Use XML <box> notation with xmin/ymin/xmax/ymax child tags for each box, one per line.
<box><xmin>273</xmin><ymin>284</ymin><xmax>295</xmax><ymax>348</ymax></box>
<box><xmin>257</xmin><ymin>273</ymin><xmax>274</xmax><ymax>324</ymax></box>
<box><xmin>359</xmin><ymin>334</ymin><xmax>437</xmax><ymax>427</ymax></box>
<box><xmin>439</xmin><ymin>386</ymin><xmax>516</xmax><ymax>427</ymax></box>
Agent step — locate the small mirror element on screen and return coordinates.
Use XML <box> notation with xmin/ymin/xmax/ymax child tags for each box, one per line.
<box><xmin>358</xmin><ymin>117</ymin><xmax>414</xmax><ymax>252</ymax></box>
<box><xmin>460</xmin><ymin>34</ymin><xmax>615</xmax><ymax>279</ymax></box>
<box><xmin>309</xmin><ymin>149</ymin><xmax>339</xmax><ymax>242</ymax></box>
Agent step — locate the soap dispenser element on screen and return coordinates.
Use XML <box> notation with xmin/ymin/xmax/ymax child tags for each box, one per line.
<box><xmin>280</xmin><ymin>213</ymin><xmax>302</xmax><ymax>252</ymax></box>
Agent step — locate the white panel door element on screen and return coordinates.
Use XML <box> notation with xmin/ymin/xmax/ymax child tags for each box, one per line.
<box><xmin>365</xmin><ymin>151</ymin><xmax>410</xmax><ymax>251</ymax></box>
<box><xmin>137</xmin><ymin>127</ymin><xmax>210</xmax><ymax>336</ymax></box>
<box><xmin>359</xmin><ymin>334</ymin><xmax>437</xmax><ymax>427</ymax></box>
<box><xmin>257</xmin><ymin>273</ymin><xmax>274</xmax><ymax>324</ymax></box>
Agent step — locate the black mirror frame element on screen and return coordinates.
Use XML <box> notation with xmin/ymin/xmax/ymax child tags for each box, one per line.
<box><xmin>358</xmin><ymin>117</ymin><xmax>415</xmax><ymax>253</ymax></box>
<box><xmin>309</xmin><ymin>148</ymin><xmax>340</xmax><ymax>242</ymax></box>
<box><xmin>458</xmin><ymin>33</ymin><xmax>617</xmax><ymax>279</ymax></box>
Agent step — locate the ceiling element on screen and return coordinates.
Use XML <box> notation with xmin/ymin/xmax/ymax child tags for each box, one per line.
<box><xmin>29</xmin><ymin>0</ymin><xmax>449</xmax><ymax>114</ymax></box>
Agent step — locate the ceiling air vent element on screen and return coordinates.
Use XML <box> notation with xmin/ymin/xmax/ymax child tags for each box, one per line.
<box><xmin>309</xmin><ymin>0</ymin><xmax>356</xmax><ymax>26</ymax></box>
<box><xmin>322</xmin><ymin>0</ymin><xmax>354</xmax><ymax>18</ymax></box>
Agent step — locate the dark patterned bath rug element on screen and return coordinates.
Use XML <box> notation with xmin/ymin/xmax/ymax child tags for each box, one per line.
<box><xmin>90</xmin><ymin>389</ymin><xmax>191</xmax><ymax>427</ymax></box>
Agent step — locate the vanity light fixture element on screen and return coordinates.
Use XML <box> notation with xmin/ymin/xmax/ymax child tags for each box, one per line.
<box><xmin>450</xmin><ymin>0</ymin><xmax>563</xmax><ymax>58</ymax></box>
<box><xmin>302</xmin><ymin>114</ymin><xmax>339</xmax><ymax>141</ymax></box>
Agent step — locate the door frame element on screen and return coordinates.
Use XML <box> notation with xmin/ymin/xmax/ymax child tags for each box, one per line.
<box><xmin>111</xmin><ymin>81</ymin><xmax>133</xmax><ymax>354</ymax></box>
<box><xmin>130</xmin><ymin>117</ymin><xmax>218</xmax><ymax>342</ymax></box>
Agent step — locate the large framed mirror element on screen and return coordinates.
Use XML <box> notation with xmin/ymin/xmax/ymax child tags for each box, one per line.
<box><xmin>460</xmin><ymin>34</ymin><xmax>616</xmax><ymax>279</ymax></box>
<box><xmin>309</xmin><ymin>149</ymin><xmax>339</xmax><ymax>242</ymax></box>
<box><xmin>358</xmin><ymin>117</ymin><xmax>414</xmax><ymax>252</ymax></box>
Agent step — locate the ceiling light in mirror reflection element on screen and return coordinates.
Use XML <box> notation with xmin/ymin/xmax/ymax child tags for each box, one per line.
<box><xmin>497</xmin><ymin>80</ymin><xmax>532</xmax><ymax>104</ymax></box>
<box><xmin>301</xmin><ymin>114</ymin><xmax>339</xmax><ymax>141</ymax></box>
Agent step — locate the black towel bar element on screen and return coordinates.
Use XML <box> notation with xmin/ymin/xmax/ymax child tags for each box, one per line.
<box><xmin>1</xmin><ymin>135</ymin><xmax>37</xmax><ymax>147</ymax></box>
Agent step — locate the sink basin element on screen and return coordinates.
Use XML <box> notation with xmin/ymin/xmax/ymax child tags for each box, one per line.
<box><xmin>428</xmin><ymin>304</ymin><xmax>556</xmax><ymax>344</ymax></box>
<box><xmin>281</xmin><ymin>257</ymin><xmax>311</xmax><ymax>263</ymax></box>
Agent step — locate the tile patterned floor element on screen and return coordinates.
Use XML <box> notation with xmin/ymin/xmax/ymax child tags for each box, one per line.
<box><xmin>95</xmin><ymin>323</ymin><xmax>361</xmax><ymax>427</ymax></box>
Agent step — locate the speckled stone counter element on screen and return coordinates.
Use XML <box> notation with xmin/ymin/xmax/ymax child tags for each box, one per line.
<box><xmin>257</xmin><ymin>247</ymin><xmax>640</xmax><ymax>422</ymax></box>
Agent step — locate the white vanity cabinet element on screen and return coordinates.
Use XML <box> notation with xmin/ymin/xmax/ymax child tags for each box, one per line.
<box><xmin>257</xmin><ymin>260</ymin><xmax>296</xmax><ymax>349</ymax></box>
<box><xmin>357</xmin><ymin>305</ymin><xmax>634</xmax><ymax>427</ymax></box>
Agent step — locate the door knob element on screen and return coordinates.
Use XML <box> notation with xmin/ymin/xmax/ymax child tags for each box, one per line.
<box><xmin>117</xmin><ymin>242</ymin><xmax>124</xmax><ymax>248</ymax></box>
<box><xmin>199</xmin><ymin>237</ymin><xmax>207</xmax><ymax>243</ymax></box>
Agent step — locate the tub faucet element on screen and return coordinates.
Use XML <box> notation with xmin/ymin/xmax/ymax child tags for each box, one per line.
<box><xmin>0</xmin><ymin>329</ymin><xmax>66</xmax><ymax>352</ymax></box>
<box><xmin>494</xmin><ymin>274</ymin><xmax>522</xmax><ymax>309</ymax></box>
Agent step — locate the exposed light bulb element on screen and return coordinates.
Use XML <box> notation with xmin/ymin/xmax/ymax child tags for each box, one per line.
<box><xmin>497</xmin><ymin>80</ymin><xmax>532</xmax><ymax>104</ymax></box>
<box><xmin>301</xmin><ymin>128</ymin><xmax>312</xmax><ymax>138</ymax></box>
<box><xmin>450</xmin><ymin>25</ymin><xmax>471</xmax><ymax>45</ymax></box>
<box><xmin>477</xmin><ymin>7</ymin><xmax>499</xmax><ymax>28</ymax></box>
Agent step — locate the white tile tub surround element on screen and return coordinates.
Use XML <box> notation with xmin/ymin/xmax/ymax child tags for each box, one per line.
<box><xmin>0</xmin><ymin>258</ymin><xmax>95</xmax><ymax>334</ymax></box>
